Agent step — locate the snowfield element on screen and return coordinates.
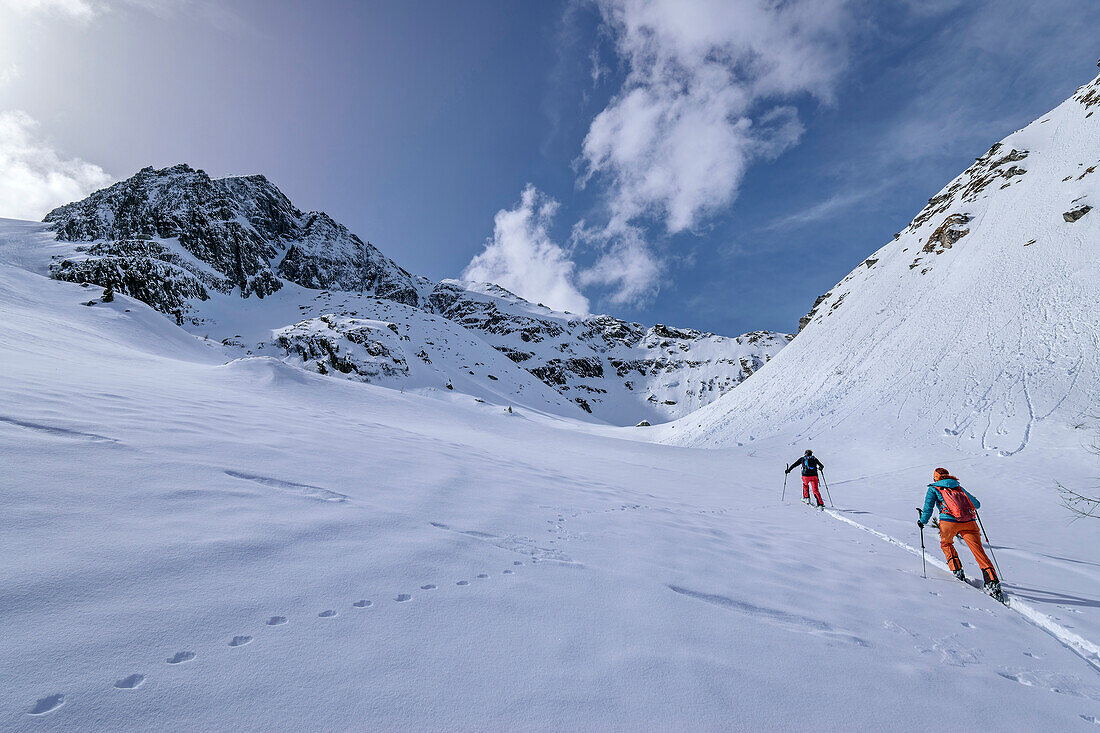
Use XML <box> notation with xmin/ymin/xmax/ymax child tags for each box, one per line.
<box><xmin>1</xmin><ymin>69</ymin><xmax>1099</xmax><ymax>733</ymax></box>
<box><xmin>1</xmin><ymin>243</ymin><xmax>1099</xmax><ymax>731</ymax></box>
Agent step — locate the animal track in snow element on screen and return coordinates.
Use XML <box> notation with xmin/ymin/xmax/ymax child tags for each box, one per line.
<box><xmin>266</xmin><ymin>616</ymin><xmax>288</xmax><ymax>625</ymax></box>
<box><xmin>353</xmin><ymin>600</ymin><xmax>373</xmax><ymax>608</ymax></box>
<box><xmin>229</xmin><ymin>635</ymin><xmax>253</xmax><ymax>647</ymax></box>
<box><xmin>420</xmin><ymin>584</ymin><xmax>436</xmax><ymax>590</ymax></box>
<box><xmin>503</xmin><ymin>570</ymin><xmax>513</xmax><ymax>574</ymax></box>
<box><xmin>224</xmin><ymin>470</ymin><xmax>348</xmax><ymax>502</ymax></box>
<box><xmin>395</xmin><ymin>594</ymin><xmax>412</xmax><ymax>602</ymax></box>
<box><xmin>167</xmin><ymin>651</ymin><xmax>196</xmax><ymax>664</ymax></box>
<box><xmin>456</xmin><ymin>580</ymin><xmax>470</xmax><ymax>586</ymax></box>
<box><xmin>114</xmin><ymin>674</ymin><xmax>145</xmax><ymax>689</ymax></box>
<box><xmin>961</xmin><ymin>622</ymin><xmax>975</xmax><ymax>628</ymax></box>
<box><xmin>997</xmin><ymin>669</ymin><xmax>1100</xmax><ymax>700</ymax></box>
<box><xmin>318</xmin><ymin>610</ymin><xmax>338</xmax><ymax>618</ymax></box>
<box><xmin>476</xmin><ymin>573</ymin><xmax>489</xmax><ymax>579</ymax></box>
<box><xmin>26</xmin><ymin>694</ymin><xmax>65</xmax><ymax>715</ymax></box>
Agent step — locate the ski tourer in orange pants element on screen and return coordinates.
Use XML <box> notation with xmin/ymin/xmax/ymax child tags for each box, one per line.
<box><xmin>918</xmin><ymin>468</ymin><xmax>1003</xmax><ymax>600</ymax></box>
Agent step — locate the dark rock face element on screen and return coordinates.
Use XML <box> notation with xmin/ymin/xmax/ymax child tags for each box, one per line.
<box><xmin>45</xmin><ymin>164</ymin><xmax>425</xmax><ymax>311</ymax></box>
<box><xmin>909</xmin><ymin>145</ymin><xmax>1028</xmax><ymax>231</ymax></box>
<box><xmin>1063</xmin><ymin>205</ymin><xmax>1092</xmax><ymax>222</ymax></box>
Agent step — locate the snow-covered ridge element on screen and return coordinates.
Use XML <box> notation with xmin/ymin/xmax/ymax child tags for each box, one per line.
<box><xmin>666</xmin><ymin>67</ymin><xmax>1100</xmax><ymax>450</ymax></box>
<box><xmin>34</xmin><ymin>164</ymin><xmax>788</xmax><ymax>425</ymax></box>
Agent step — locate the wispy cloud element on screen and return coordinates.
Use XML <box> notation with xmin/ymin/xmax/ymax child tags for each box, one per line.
<box><xmin>0</xmin><ymin>0</ymin><xmax>100</xmax><ymax>20</ymax></box>
<box><xmin>463</xmin><ymin>185</ymin><xmax>591</xmax><ymax>315</ymax></box>
<box><xmin>574</xmin><ymin>0</ymin><xmax>854</xmax><ymax>304</ymax></box>
<box><xmin>0</xmin><ymin>110</ymin><xmax>112</xmax><ymax>220</ymax></box>
<box><xmin>762</xmin><ymin>188</ymin><xmax>875</xmax><ymax>232</ymax></box>
<box><xmin>0</xmin><ymin>63</ymin><xmax>20</xmax><ymax>88</ymax></box>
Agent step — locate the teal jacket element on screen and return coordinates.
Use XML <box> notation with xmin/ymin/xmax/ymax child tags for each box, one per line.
<box><xmin>920</xmin><ymin>479</ymin><xmax>980</xmax><ymax>524</ymax></box>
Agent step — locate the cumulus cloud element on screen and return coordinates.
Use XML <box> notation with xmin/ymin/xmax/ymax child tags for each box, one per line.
<box><xmin>463</xmin><ymin>185</ymin><xmax>591</xmax><ymax>315</ymax></box>
<box><xmin>576</xmin><ymin>0</ymin><xmax>853</xmax><ymax>303</ymax></box>
<box><xmin>0</xmin><ymin>110</ymin><xmax>112</xmax><ymax>220</ymax></box>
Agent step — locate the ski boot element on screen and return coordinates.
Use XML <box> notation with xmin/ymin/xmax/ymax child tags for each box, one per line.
<box><xmin>983</xmin><ymin>570</ymin><xmax>1006</xmax><ymax>604</ymax></box>
<box><xmin>801</xmin><ymin>497</ymin><xmax>810</xmax><ymax>505</ymax></box>
<box><xmin>952</xmin><ymin>568</ymin><xmax>966</xmax><ymax>582</ymax></box>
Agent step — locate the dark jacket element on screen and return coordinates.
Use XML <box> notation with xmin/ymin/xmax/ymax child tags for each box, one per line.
<box><xmin>787</xmin><ymin>456</ymin><xmax>823</xmax><ymax>476</ymax></box>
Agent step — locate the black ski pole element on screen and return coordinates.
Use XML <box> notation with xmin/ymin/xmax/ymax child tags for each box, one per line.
<box><xmin>975</xmin><ymin>511</ymin><xmax>1003</xmax><ymax>581</ymax></box>
<box><xmin>916</xmin><ymin>508</ymin><xmax>927</xmax><ymax>578</ymax></box>
<box><xmin>781</xmin><ymin>472</ymin><xmax>788</xmax><ymax>502</ymax></box>
<box><xmin>821</xmin><ymin>470</ymin><xmax>834</xmax><ymax>507</ymax></box>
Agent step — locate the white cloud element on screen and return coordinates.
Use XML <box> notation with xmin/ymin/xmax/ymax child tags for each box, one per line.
<box><xmin>576</xmin><ymin>223</ymin><xmax>661</xmax><ymax>306</ymax></box>
<box><xmin>463</xmin><ymin>185</ymin><xmax>590</xmax><ymax>315</ymax></box>
<box><xmin>576</xmin><ymin>0</ymin><xmax>853</xmax><ymax>303</ymax></box>
<box><xmin>0</xmin><ymin>63</ymin><xmax>20</xmax><ymax>87</ymax></box>
<box><xmin>0</xmin><ymin>110</ymin><xmax>112</xmax><ymax>220</ymax></box>
<box><xmin>0</xmin><ymin>0</ymin><xmax>101</xmax><ymax>20</ymax></box>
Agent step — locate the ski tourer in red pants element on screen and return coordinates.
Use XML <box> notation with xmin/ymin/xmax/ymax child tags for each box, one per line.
<box><xmin>785</xmin><ymin>450</ymin><xmax>825</xmax><ymax>506</ymax></box>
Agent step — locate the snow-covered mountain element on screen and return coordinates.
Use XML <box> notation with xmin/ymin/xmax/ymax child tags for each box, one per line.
<box><xmin>38</xmin><ymin>164</ymin><xmax>789</xmax><ymax>425</ymax></box>
<box><xmin>664</xmin><ymin>67</ymin><xmax>1100</xmax><ymax>451</ymax></box>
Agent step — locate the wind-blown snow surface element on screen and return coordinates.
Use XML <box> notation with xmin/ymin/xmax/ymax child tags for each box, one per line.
<box><xmin>2</xmin><ymin>249</ymin><xmax>1100</xmax><ymax>729</ymax></box>
<box><xmin>664</xmin><ymin>71</ymin><xmax>1100</xmax><ymax>454</ymax></box>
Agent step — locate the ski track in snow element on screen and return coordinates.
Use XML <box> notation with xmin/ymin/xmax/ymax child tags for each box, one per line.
<box><xmin>822</xmin><ymin>508</ymin><xmax>1100</xmax><ymax>675</ymax></box>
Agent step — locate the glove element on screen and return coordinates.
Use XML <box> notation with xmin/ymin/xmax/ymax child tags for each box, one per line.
<box><xmin>784</xmin><ymin>467</ymin><xmax>791</xmax><ymax>475</ymax></box>
<box><xmin>917</xmin><ymin>520</ymin><xmax>925</xmax><ymax>529</ymax></box>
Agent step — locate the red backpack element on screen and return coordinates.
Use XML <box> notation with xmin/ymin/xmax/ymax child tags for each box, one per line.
<box><xmin>938</xmin><ymin>484</ymin><xmax>977</xmax><ymax>522</ymax></box>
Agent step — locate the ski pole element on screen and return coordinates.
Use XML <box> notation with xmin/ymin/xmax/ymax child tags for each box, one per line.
<box><xmin>821</xmin><ymin>470</ymin><xmax>834</xmax><ymax>507</ymax></box>
<box><xmin>781</xmin><ymin>472</ymin><xmax>788</xmax><ymax>502</ymax></box>
<box><xmin>916</xmin><ymin>508</ymin><xmax>927</xmax><ymax>578</ymax></box>
<box><xmin>975</xmin><ymin>511</ymin><xmax>1003</xmax><ymax>581</ymax></box>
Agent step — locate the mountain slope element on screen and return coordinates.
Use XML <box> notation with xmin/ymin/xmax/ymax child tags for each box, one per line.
<box><xmin>1</xmin><ymin>255</ymin><xmax>1097</xmax><ymax>730</ymax></box>
<box><xmin>664</xmin><ymin>69</ymin><xmax>1100</xmax><ymax>450</ymax></box>
<box><xmin>32</xmin><ymin>165</ymin><xmax>789</xmax><ymax>425</ymax></box>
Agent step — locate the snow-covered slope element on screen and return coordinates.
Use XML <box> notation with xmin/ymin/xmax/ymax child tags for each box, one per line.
<box><xmin>29</xmin><ymin>165</ymin><xmax>789</xmax><ymax>425</ymax></box>
<box><xmin>665</xmin><ymin>69</ymin><xmax>1100</xmax><ymax>450</ymax></box>
<box><xmin>2</xmin><ymin>256</ymin><xmax>1099</xmax><ymax>730</ymax></box>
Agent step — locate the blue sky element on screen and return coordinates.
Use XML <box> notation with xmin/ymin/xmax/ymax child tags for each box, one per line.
<box><xmin>1</xmin><ymin>0</ymin><xmax>1097</xmax><ymax>335</ymax></box>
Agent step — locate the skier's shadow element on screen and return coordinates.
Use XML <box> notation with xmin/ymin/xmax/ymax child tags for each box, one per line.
<box><xmin>1006</xmin><ymin>585</ymin><xmax>1100</xmax><ymax>608</ymax></box>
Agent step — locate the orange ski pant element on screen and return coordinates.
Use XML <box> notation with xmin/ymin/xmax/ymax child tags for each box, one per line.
<box><xmin>939</xmin><ymin>520</ymin><xmax>996</xmax><ymax>580</ymax></box>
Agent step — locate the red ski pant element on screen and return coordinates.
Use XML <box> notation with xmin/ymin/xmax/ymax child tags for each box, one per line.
<box><xmin>802</xmin><ymin>476</ymin><xmax>823</xmax><ymax>505</ymax></box>
<box><xmin>939</xmin><ymin>520</ymin><xmax>997</xmax><ymax>580</ymax></box>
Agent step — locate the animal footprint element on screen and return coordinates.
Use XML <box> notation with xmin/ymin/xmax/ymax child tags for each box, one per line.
<box><xmin>318</xmin><ymin>610</ymin><xmax>338</xmax><ymax>618</ymax></box>
<box><xmin>513</xmin><ymin>561</ymin><xmax>523</xmax><ymax>566</ymax></box>
<box><xmin>420</xmin><ymin>584</ymin><xmax>436</xmax><ymax>590</ymax></box>
<box><xmin>1024</xmin><ymin>651</ymin><xmax>1041</xmax><ymax>659</ymax></box>
<box><xmin>229</xmin><ymin>635</ymin><xmax>253</xmax><ymax>647</ymax></box>
<box><xmin>928</xmin><ymin>592</ymin><xmax>940</xmax><ymax>596</ymax></box>
<box><xmin>266</xmin><ymin>616</ymin><xmax>288</xmax><ymax>626</ymax></box>
<box><xmin>477</xmin><ymin>573</ymin><xmax>489</xmax><ymax>579</ymax></box>
<box><xmin>167</xmin><ymin>651</ymin><xmax>195</xmax><ymax>665</ymax></box>
<box><xmin>456</xmin><ymin>580</ymin><xmax>470</xmax><ymax>586</ymax></box>
<box><xmin>27</xmin><ymin>694</ymin><xmax>65</xmax><ymax>715</ymax></box>
<box><xmin>353</xmin><ymin>600</ymin><xmax>373</xmax><ymax>608</ymax></box>
<box><xmin>503</xmin><ymin>570</ymin><xmax>514</xmax><ymax>575</ymax></box>
<box><xmin>395</xmin><ymin>594</ymin><xmax>412</xmax><ymax>602</ymax></box>
<box><xmin>114</xmin><ymin>674</ymin><xmax>145</xmax><ymax>690</ymax></box>
<box><xmin>961</xmin><ymin>622</ymin><xmax>975</xmax><ymax>629</ymax></box>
